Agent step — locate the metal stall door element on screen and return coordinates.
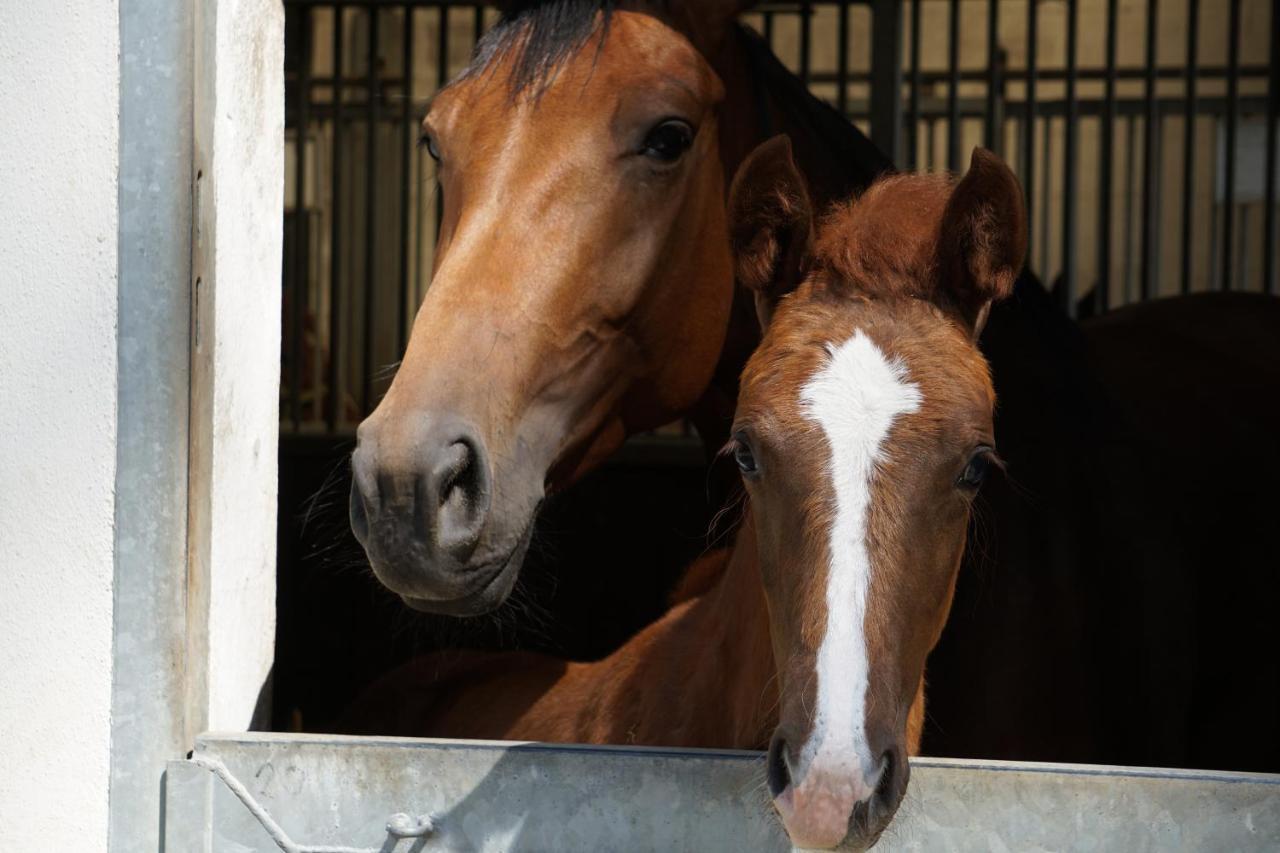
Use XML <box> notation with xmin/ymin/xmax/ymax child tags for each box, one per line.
<box><xmin>165</xmin><ymin>733</ymin><xmax>1280</xmax><ymax>852</ymax></box>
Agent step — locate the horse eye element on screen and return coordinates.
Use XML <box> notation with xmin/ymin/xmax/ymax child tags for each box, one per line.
<box><xmin>420</xmin><ymin>132</ymin><xmax>441</xmax><ymax>162</ymax></box>
<box><xmin>640</xmin><ymin>119</ymin><xmax>694</xmax><ymax>163</ymax></box>
<box><xmin>957</xmin><ymin>448</ymin><xmax>996</xmax><ymax>491</ymax></box>
<box><xmin>732</xmin><ymin>435</ymin><xmax>758</xmax><ymax>475</ymax></box>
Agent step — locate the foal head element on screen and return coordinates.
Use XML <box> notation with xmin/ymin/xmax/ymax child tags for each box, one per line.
<box><xmin>728</xmin><ymin>139</ymin><xmax>1025</xmax><ymax>849</ymax></box>
<box><xmin>350</xmin><ymin>2</ymin><xmax>750</xmax><ymax>614</ymax></box>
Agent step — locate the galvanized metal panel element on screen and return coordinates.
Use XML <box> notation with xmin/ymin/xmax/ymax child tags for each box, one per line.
<box><xmin>111</xmin><ymin>2</ymin><xmax>196</xmax><ymax>851</ymax></box>
<box><xmin>167</xmin><ymin>733</ymin><xmax>1280</xmax><ymax>852</ymax></box>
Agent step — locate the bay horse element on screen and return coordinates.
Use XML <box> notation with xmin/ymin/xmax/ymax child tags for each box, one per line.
<box><xmin>348</xmin><ymin>0</ymin><xmax>889</xmax><ymax>615</ymax></box>
<box><xmin>340</xmin><ymin>141</ymin><xmax>1027</xmax><ymax>850</ymax></box>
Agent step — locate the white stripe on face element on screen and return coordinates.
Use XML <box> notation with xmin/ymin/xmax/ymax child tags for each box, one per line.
<box><xmin>797</xmin><ymin>328</ymin><xmax>923</xmax><ymax>794</ymax></box>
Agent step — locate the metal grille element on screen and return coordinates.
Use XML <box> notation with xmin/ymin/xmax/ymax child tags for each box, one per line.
<box><xmin>282</xmin><ymin>0</ymin><xmax>1279</xmax><ymax>434</ymax></box>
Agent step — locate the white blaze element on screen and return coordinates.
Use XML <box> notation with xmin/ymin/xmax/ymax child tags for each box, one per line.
<box><xmin>797</xmin><ymin>329</ymin><xmax>922</xmax><ymax>792</ymax></box>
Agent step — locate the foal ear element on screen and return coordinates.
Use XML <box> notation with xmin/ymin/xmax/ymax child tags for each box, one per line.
<box><xmin>728</xmin><ymin>135</ymin><xmax>813</xmax><ymax>330</ymax></box>
<box><xmin>937</xmin><ymin>148</ymin><xmax>1027</xmax><ymax>337</ymax></box>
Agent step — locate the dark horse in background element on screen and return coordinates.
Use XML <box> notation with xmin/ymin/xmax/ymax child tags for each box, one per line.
<box><xmin>321</xmin><ymin>0</ymin><xmax>1280</xmax><ymax>772</ymax></box>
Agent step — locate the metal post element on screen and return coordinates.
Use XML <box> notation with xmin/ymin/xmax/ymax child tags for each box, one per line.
<box><xmin>398</xmin><ymin>4</ymin><xmax>413</xmax><ymax>356</ymax></box>
<box><xmin>984</xmin><ymin>0</ymin><xmax>1001</xmax><ymax>155</ymax></box>
<box><xmin>435</xmin><ymin>5</ymin><xmax>448</xmax><ymax>237</ymax></box>
<box><xmin>1222</xmin><ymin>0</ymin><xmax>1241</xmax><ymax>291</ymax></box>
<box><xmin>290</xmin><ymin>6</ymin><xmax>311</xmax><ymax>429</ymax></box>
<box><xmin>1266</xmin><ymin>0</ymin><xmax>1279</xmax><ymax>295</ymax></box>
<box><xmin>327</xmin><ymin>3</ymin><xmax>345</xmax><ymax>431</ymax></box>
<box><xmin>1023</xmin><ymin>0</ymin><xmax>1038</xmax><ymax>262</ymax></box>
<box><xmin>908</xmin><ymin>0</ymin><xmax>921</xmax><ymax>169</ymax></box>
<box><xmin>799</xmin><ymin>2</ymin><xmax>812</xmax><ymax>88</ymax></box>
<box><xmin>870</xmin><ymin>0</ymin><xmax>904</xmax><ymax>166</ymax></box>
<box><xmin>362</xmin><ymin>5</ymin><xmax>379</xmax><ymax>414</ymax></box>
<box><xmin>947</xmin><ymin>0</ymin><xmax>961</xmax><ymax>171</ymax></box>
<box><xmin>1180</xmin><ymin>0</ymin><xmax>1199</xmax><ymax>295</ymax></box>
<box><xmin>1140</xmin><ymin>0</ymin><xmax>1158</xmax><ymax>301</ymax></box>
<box><xmin>1097</xmin><ymin>0</ymin><xmax>1117</xmax><ymax>313</ymax></box>
<box><xmin>836</xmin><ymin>1</ymin><xmax>850</xmax><ymax>118</ymax></box>
<box><xmin>1062</xmin><ymin>0</ymin><xmax>1078</xmax><ymax>316</ymax></box>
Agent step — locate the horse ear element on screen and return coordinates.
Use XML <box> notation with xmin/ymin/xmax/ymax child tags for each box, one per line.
<box><xmin>937</xmin><ymin>148</ymin><xmax>1027</xmax><ymax>338</ymax></box>
<box><xmin>728</xmin><ymin>135</ymin><xmax>813</xmax><ymax>330</ymax></box>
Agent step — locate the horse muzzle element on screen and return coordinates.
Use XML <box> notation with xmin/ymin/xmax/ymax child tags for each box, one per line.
<box><xmin>349</xmin><ymin>412</ymin><xmax>538</xmax><ymax>615</ymax></box>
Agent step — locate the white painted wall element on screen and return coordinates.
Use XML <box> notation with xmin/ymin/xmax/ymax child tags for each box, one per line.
<box><xmin>0</xmin><ymin>1</ymin><xmax>283</xmax><ymax>847</ymax></box>
<box><xmin>0</xmin><ymin>1</ymin><xmax>121</xmax><ymax>848</ymax></box>
<box><xmin>192</xmin><ymin>0</ymin><xmax>284</xmax><ymax>731</ymax></box>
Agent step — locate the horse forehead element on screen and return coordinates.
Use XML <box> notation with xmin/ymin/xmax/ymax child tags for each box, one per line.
<box><xmin>439</xmin><ymin>10</ymin><xmax>714</xmax><ymax>116</ymax></box>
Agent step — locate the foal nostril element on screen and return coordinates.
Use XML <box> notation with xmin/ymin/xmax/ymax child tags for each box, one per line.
<box><xmin>766</xmin><ymin>733</ymin><xmax>792</xmax><ymax>798</ymax></box>
<box><xmin>872</xmin><ymin>747</ymin><xmax>907</xmax><ymax>816</ymax></box>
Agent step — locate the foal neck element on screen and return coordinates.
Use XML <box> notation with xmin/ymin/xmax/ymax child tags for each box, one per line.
<box><xmin>674</xmin><ymin>508</ymin><xmax>777</xmax><ymax>749</ymax></box>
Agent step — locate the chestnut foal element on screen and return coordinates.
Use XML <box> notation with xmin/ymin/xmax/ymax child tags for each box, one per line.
<box><xmin>342</xmin><ymin>141</ymin><xmax>1026</xmax><ymax>850</ymax></box>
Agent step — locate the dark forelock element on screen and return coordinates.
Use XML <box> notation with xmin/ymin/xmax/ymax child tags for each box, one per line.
<box><xmin>465</xmin><ymin>1</ymin><xmax>615</xmax><ymax>94</ymax></box>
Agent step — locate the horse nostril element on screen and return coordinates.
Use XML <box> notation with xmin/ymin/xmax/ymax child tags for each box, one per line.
<box><xmin>433</xmin><ymin>433</ymin><xmax>491</xmax><ymax>557</ymax></box>
<box><xmin>348</xmin><ymin>444</ymin><xmax>379</xmax><ymax>544</ymax></box>
<box><xmin>438</xmin><ymin>441</ymin><xmax>475</xmax><ymax>507</ymax></box>
<box><xmin>766</xmin><ymin>734</ymin><xmax>792</xmax><ymax>798</ymax></box>
<box><xmin>349</xmin><ymin>478</ymin><xmax>370</xmax><ymax>542</ymax></box>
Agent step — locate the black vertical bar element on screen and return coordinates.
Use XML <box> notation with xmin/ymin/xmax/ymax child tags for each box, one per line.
<box><xmin>327</xmin><ymin>3</ymin><xmax>345</xmax><ymax>431</ymax></box>
<box><xmin>1265</xmin><ymin>0</ymin><xmax>1280</xmax><ymax>295</ymax></box>
<box><xmin>909</xmin><ymin>0</ymin><xmax>921</xmax><ymax>169</ymax></box>
<box><xmin>435</xmin><ymin>6</ymin><xmax>448</xmax><ymax>238</ymax></box>
<box><xmin>362</xmin><ymin>6</ymin><xmax>379</xmax><ymax>414</ymax></box>
<box><xmin>1062</xmin><ymin>0</ymin><xmax>1079</xmax><ymax>317</ymax></box>
<box><xmin>290</xmin><ymin>6</ymin><xmax>311</xmax><ymax>429</ymax></box>
<box><xmin>984</xmin><ymin>0</ymin><xmax>1001</xmax><ymax>154</ymax></box>
<box><xmin>1023</xmin><ymin>0</ymin><xmax>1037</xmax><ymax>261</ymax></box>
<box><xmin>763</xmin><ymin>10</ymin><xmax>774</xmax><ymax>46</ymax></box>
<box><xmin>948</xmin><ymin>0</ymin><xmax>961</xmax><ymax>171</ymax></box>
<box><xmin>926</xmin><ymin>117</ymin><xmax>937</xmax><ymax>172</ymax></box>
<box><xmin>1040</xmin><ymin>115</ymin><xmax>1052</xmax><ymax>276</ymax></box>
<box><xmin>1097</xmin><ymin>0</ymin><xmax>1117</xmax><ymax>314</ymax></box>
<box><xmin>398</xmin><ymin>4</ymin><xmax>413</xmax><ymax>357</ymax></box>
<box><xmin>870</xmin><ymin>0</ymin><xmax>904</xmax><ymax>165</ymax></box>
<box><xmin>1140</xmin><ymin>0</ymin><xmax>1158</xmax><ymax>301</ymax></box>
<box><xmin>1124</xmin><ymin>115</ymin><xmax>1139</xmax><ymax>303</ymax></box>
<box><xmin>799</xmin><ymin>2</ymin><xmax>812</xmax><ymax>87</ymax></box>
<box><xmin>836</xmin><ymin>2</ymin><xmax>850</xmax><ymax>118</ymax></box>
<box><xmin>1222</xmin><ymin>0</ymin><xmax>1241</xmax><ymax>291</ymax></box>
<box><xmin>1180</xmin><ymin>0</ymin><xmax>1198</xmax><ymax>295</ymax></box>
<box><xmin>474</xmin><ymin>3</ymin><xmax>484</xmax><ymax>46</ymax></box>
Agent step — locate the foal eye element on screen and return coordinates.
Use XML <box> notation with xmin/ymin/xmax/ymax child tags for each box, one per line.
<box><xmin>640</xmin><ymin>119</ymin><xmax>694</xmax><ymax>163</ymax></box>
<box><xmin>957</xmin><ymin>447</ymin><xmax>996</xmax><ymax>492</ymax></box>
<box><xmin>420</xmin><ymin>132</ymin><xmax>441</xmax><ymax>162</ymax></box>
<box><xmin>731</xmin><ymin>434</ymin><xmax>758</xmax><ymax>475</ymax></box>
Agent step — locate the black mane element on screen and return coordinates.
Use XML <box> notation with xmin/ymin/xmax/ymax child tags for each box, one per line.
<box><xmin>465</xmin><ymin>1</ymin><xmax>615</xmax><ymax>94</ymax></box>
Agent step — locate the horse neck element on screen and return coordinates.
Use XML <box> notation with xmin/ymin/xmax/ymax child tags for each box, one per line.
<box><xmin>713</xmin><ymin>24</ymin><xmax>894</xmax><ymax>206</ymax></box>
<box><xmin>669</xmin><ymin>507</ymin><xmax>777</xmax><ymax>748</ymax></box>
